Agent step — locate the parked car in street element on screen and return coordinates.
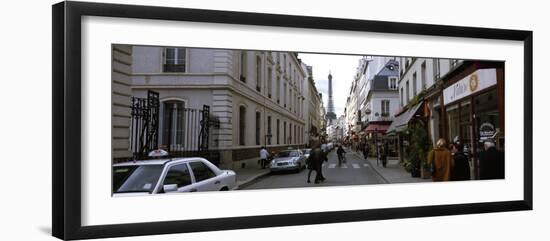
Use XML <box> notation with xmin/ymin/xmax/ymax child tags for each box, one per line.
<box><xmin>112</xmin><ymin>157</ymin><xmax>236</xmax><ymax>196</ymax></box>
<box><xmin>269</xmin><ymin>149</ymin><xmax>306</xmax><ymax>173</ymax></box>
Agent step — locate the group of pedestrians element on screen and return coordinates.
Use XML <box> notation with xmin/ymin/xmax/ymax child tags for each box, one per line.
<box><xmin>427</xmin><ymin>138</ymin><xmax>504</xmax><ymax>182</ymax></box>
<box><xmin>359</xmin><ymin>141</ymin><xmax>388</xmax><ymax>168</ymax></box>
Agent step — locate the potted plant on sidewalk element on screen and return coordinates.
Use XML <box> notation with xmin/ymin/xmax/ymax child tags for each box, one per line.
<box><xmin>404</xmin><ymin>123</ymin><xmax>431</xmax><ymax>178</ymax></box>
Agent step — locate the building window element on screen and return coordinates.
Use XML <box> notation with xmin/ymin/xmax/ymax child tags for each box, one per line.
<box><xmin>239</xmin><ymin>106</ymin><xmax>246</xmax><ymax>145</ymax></box>
<box><xmin>406</xmin><ymin>81</ymin><xmax>410</xmax><ymax>104</ymax></box>
<box><xmin>276</xmin><ymin>76</ymin><xmax>281</xmax><ymax>103</ymax></box>
<box><xmin>276</xmin><ymin>119</ymin><xmax>280</xmax><ymax>144</ymax></box>
<box><xmin>284</xmin><ymin>55</ymin><xmax>287</xmax><ymax>74</ymax></box>
<box><xmin>255</xmin><ymin>111</ymin><xmax>261</xmax><ymax>145</ymax></box>
<box><xmin>283</xmin><ymin>121</ymin><xmax>287</xmax><ymax>144</ymax></box>
<box><xmin>400</xmin><ymin>87</ymin><xmax>404</xmax><ymax>107</ymax></box>
<box><xmin>288</xmin><ymin>63</ymin><xmax>291</xmax><ymax>78</ymax></box>
<box><xmin>381</xmin><ymin>100</ymin><xmax>390</xmax><ymax>117</ymax></box>
<box><xmin>240</xmin><ymin>51</ymin><xmax>247</xmax><ymax>82</ymax></box>
<box><xmin>163</xmin><ymin>48</ymin><xmax>186</xmax><ymax>72</ymax></box>
<box><xmin>283</xmin><ymin>83</ymin><xmax>287</xmax><ymax>107</ymax></box>
<box><xmin>412</xmin><ymin>72</ymin><xmax>417</xmax><ymax>96</ymax></box>
<box><xmin>289</xmin><ymin>123</ymin><xmax>292</xmax><ymax>144</ymax></box>
<box><xmin>290</xmin><ymin>89</ymin><xmax>293</xmax><ymax>111</ymax></box>
<box><xmin>162</xmin><ymin>101</ymin><xmax>185</xmax><ymax>148</ymax></box>
<box><xmin>434</xmin><ymin>58</ymin><xmax>441</xmax><ymax>80</ymax></box>
<box><xmin>294</xmin><ymin>125</ymin><xmax>297</xmax><ymax>144</ymax></box>
<box><xmin>256</xmin><ymin>56</ymin><xmax>261</xmax><ymax>92</ymax></box>
<box><xmin>388</xmin><ymin>77</ymin><xmax>398</xmax><ymax>90</ymax></box>
<box><xmin>267</xmin><ymin>68</ymin><xmax>272</xmax><ymax>98</ymax></box>
<box><xmin>421</xmin><ymin>61</ymin><xmax>427</xmax><ymax>90</ymax></box>
<box><xmin>267</xmin><ymin>116</ymin><xmax>272</xmax><ymax>145</ymax></box>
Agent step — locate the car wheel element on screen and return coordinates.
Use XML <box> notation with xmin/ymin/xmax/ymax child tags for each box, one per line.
<box><xmin>219</xmin><ymin>186</ymin><xmax>229</xmax><ymax>191</ymax></box>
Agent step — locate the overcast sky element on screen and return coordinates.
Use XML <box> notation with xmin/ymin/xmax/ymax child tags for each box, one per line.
<box><xmin>298</xmin><ymin>53</ymin><xmax>363</xmax><ymax>117</ymax></box>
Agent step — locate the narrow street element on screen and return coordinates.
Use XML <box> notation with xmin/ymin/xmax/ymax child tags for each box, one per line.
<box><xmin>241</xmin><ymin>148</ymin><xmax>385</xmax><ymax>190</ymax></box>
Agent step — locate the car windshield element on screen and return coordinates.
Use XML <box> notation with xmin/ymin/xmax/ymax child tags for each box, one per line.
<box><xmin>277</xmin><ymin>151</ymin><xmax>299</xmax><ymax>157</ymax></box>
<box><xmin>113</xmin><ymin>164</ymin><xmax>164</xmax><ymax>194</ymax></box>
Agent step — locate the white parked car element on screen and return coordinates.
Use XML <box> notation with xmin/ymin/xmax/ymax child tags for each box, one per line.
<box><xmin>113</xmin><ymin>157</ymin><xmax>236</xmax><ymax>196</ymax></box>
<box><xmin>269</xmin><ymin>150</ymin><xmax>306</xmax><ymax>173</ymax></box>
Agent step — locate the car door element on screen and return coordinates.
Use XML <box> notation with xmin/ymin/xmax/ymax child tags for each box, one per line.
<box><xmin>189</xmin><ymin>161</ymin><xmax>220</xmax><ymax>191</ymax></box>
<box><xmin>158</xmin><ymin>163</ymin><xmax>194</xmax><ymax>193</ymax></box>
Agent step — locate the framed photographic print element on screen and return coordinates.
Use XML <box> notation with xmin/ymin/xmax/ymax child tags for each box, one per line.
<box><xmin>52</xmin><ymin>1</ymin><xmax>533</xmax><ymax>240</ymax></box>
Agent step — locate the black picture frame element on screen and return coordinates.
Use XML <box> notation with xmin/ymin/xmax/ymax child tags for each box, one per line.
<box><xmin>52</xmin><ymin>1</ymin><xmax>533</xmax><ymax>240</ymax></box>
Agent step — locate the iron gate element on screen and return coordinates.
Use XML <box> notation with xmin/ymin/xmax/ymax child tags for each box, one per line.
<box><xmin>130</xmin><ymin>90</ymin><xmax>159</xmax><ymax>160</ymax></box>
<box><xmin>130</xmin><ymin>92</ymin><xmax>219</xmax><ymax>164</ymax></box>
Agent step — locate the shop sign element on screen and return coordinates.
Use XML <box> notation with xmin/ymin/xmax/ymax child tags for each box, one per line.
<box><xmin>443</xmin><ymin>69</ymin><xmax>497</xmax><ymax>105</ymax></box>
<box><xmin>479</xmin><ymin>122</ymin><xmax>496</xmax><ymax>141</ymax></box>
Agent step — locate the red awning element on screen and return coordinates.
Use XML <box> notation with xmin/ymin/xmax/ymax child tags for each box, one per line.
<box><xmin>365</xmin><ymin>123</ymin><xmax>390</xmax><ymax>133</ymax></box>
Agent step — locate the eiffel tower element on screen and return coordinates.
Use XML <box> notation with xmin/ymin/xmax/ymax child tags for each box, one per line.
<box><xmin>326</xmin><ymin>71</ymin><xmax>337</xmax><ymax>125</ymax></box>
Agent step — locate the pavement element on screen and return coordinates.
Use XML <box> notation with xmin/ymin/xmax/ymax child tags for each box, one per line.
<box><xmin>230</xmin><ymin>148</ymin><xmax>430</xmax><ymax>191</ymax></box>
<box><xmin>230</xmin><ymin>156</ymin><xmax>271</xmax><ymax>190</ymax></box>
<box><xmin>241</xmin><ymin>150</ymin><xmax>385</xmax><ymax>190</ymax></box>
<box><xmin>349</xmin><ymin>150</ymin><xmax>431</xmax><ymax>184</ymax></box>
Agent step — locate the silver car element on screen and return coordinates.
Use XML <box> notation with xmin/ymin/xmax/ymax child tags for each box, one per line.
<box><xmin>269</xmin><ymin>150</ymin><xmax>306</xmax><ymax>173</ymax></box>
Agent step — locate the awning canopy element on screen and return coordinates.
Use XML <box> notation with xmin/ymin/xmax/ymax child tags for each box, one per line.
<box><xmin>365</xmin><ymin>123</ymin><xmax>390</xmax><ymax>134</ymax></box>
<box><xmin>387</xmin><ymin>102</ymin><xmax>424</xmax><ymax>133</ymax></box>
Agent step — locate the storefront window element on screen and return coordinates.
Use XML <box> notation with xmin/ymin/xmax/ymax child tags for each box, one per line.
<box><xmin>459</xmin><ymin>100</ymin><xmax>472</xmax><ymax>150</ymax></box>
<box><xmin>474</xmin><ymin>89</ymin><xmax>500</xmax><ymax>149</ymax></box>
<box><xmin>446</xmin><ymin>100</ymin><xmax>473</xmax><ymax>146</ymax></box>
<box><xmin>447</xmin><ymin>103</ymin><xmax>459</xmax><ymax>143</ymax></box>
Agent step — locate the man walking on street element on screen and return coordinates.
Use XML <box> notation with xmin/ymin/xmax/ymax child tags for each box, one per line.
<box><xmin>307</xmin><ymin>139</ymin><xmax>326</xmax><ymax>184</ymax></box>
<box><xmin>259</xmin><ymin>146</ymin><xmax>269</xmax><ymax>169</ymax></box>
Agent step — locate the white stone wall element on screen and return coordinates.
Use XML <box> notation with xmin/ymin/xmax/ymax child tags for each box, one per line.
<box><xmin>111</xmin><ymin>44</ymin><xmax>132</xmax><ymax>160</ymax></box>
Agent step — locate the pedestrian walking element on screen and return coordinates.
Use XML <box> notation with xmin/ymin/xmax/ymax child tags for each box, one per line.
<box><xmin>362</xmin><ymin>143</ymin><xmax>369</xmax><ymax>160</ymax></box>
<box><xmin>479</xmin><ymin>140</ymin><xmax>504</xmax><ymax>180</ymax></box>
<box><xmin>307</xmin><ymin>139</ymin><xmax>326</xmax><ymax>184</ymax></box>
<box><xmin>259</xmin><ymin>146</ymin><xmax>269</xmax><ymax>169</ymax></box>
<box><xmin>427</xmin><ymin>138</ymin><xmax>454</xmax><ymax>181</ymax></box>
<box><xmin>380</xmin><ymin>144</ymin><xmax>387</xmax><ymax>168</ymax></box>
<box><xmin>450</xmin><ymin>143</ymin><xmax>471</xmax><ymax>181</ymax></box>
<box><xmin>337</xmin><ymin>144</ymin><xmax>346</xmax><ymax>166</ymax></box>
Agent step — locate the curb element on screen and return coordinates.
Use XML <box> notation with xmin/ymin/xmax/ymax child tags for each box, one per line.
<box><xmin>232</xmin><ymin>170</ymin><xmax>271</xmax><ymax>190</ymax></box>
<box><xmin>350</xmin><ymin>151</ymin><xmax>390</xmax><ymax>184</ymax></box>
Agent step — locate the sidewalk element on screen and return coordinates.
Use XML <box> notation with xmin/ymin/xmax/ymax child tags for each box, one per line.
<box><xmin>350</xmin><ymin>150</ymin><xmax>430</xmax><ymax>184</ymax></box>
<box><xmin>229</xmin><ymin>156</ymin><xmax>271</xmax><ymax>190</ymax></box>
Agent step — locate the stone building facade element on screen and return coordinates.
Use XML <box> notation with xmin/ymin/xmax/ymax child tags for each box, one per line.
<box><xmin>128</xmin><ymin>46</ymin><xmax>309</xmax><ymax>168</ymax></box>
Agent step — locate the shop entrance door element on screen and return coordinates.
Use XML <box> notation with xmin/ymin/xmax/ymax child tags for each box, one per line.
<box><xmin>473</xmin><ymin>89</ymin><xmax>500</xmax><ymax>179</ymax></box>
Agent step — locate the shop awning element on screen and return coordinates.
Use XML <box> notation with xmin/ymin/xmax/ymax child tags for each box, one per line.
<box><xmin>365</xmin><ymin>123</ymin><xmax>390</xmax><ymax>134</ymax></box>
<box><xmin>387</xmin><ymin>102</ymin><xmax>424</xmax><ymax>133</ymax></box>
